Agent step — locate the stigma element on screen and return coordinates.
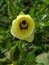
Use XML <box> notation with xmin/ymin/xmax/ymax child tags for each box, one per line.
<box><xmin>20</xmin><ymin>20</ymin><xmax>28</xmax><ymax>30</ymax></box>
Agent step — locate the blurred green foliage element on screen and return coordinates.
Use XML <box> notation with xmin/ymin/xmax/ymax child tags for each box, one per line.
<box><xmin>0</xmin><ymin>0</ymin><xmax>49</xmax><ymax>65</ymax></box>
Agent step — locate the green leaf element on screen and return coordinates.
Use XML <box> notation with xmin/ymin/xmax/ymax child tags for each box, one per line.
<box><xmin>8</xmin><ymin>0</ymin><xmax>17</xmax><ymax>18</ymax></box>
<box><xmin>29</xmin><ymin>7</ymin><xmax>35</xmax><ymax>17</ymax></box>
<box><xmin>35</xmin><ymin>21</ymin><xmax>49</xmax><ymax>28</ymax></box>
<box><xmin>25</xmin><ymin>53</ymin><xmax>35</xmax><ymax>65</ymax></box>
<box><xmin>41</xmin><ymin>0</ymin><xmax>49</xmax><ymax>5</ymax></box>
<box><xmin>44</xmin><ymin>22</ymin><xmax>49</xmax><ymax>26</ymax></box>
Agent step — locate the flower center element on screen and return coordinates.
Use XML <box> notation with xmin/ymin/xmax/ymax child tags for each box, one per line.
<box><xmin>20</xmin><ymin>20</ymin><xmax>28</xmax><ymax>30</ymax></box>
<box><xmin>22</xmin><ymin>20</ymin><xmax>26</xmax><ymax>25</ymax></box>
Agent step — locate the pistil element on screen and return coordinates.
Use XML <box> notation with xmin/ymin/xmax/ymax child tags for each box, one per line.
<box><xmin>20</xmin><ymin>20</ymin><xmax>28</xmax><ymax>30</ymax></box>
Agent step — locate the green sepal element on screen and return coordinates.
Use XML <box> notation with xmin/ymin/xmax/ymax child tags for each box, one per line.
<box><xmin>19</xmin><ymin>11</ymin><xmax>25</xmax><ymax>15</ymax></box>
<box><xmin>10</xmin><ymin>45</ymin><xmax>20</xmax><ymax>61</ymax></box>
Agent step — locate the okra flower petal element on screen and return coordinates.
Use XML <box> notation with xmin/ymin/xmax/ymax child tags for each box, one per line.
<box><xmin>11</xmin><ymin>14</ymin><xmax>35</xmax><ymax>42</ymax></box>
<box><xmin>23</xmin><ymin>33</ymin><xmax>34</xmax><ymax>42</ymax></box>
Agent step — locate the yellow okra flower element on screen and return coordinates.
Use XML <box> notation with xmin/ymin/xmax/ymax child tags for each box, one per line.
<box><xmin>11</xmin><ymin>11</ymin><xmax>35</xmax><ymax>42</ymax></box>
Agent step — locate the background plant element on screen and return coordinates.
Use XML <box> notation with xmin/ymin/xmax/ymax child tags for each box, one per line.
<box><xmin>0</xmin><ymin>0</ymin><xmax>49</xmax><ymax>65</ymax></box>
